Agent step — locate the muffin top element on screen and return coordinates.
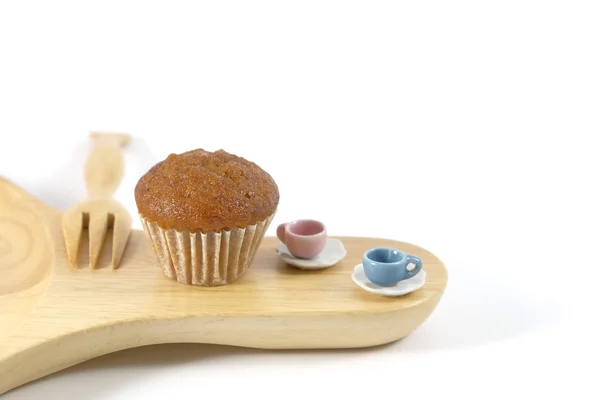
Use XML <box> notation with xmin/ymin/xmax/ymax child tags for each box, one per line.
<box><xmin>134</xmin><ymin>148</ymin><xmax>279</xmax><ymax>232</ymax></box>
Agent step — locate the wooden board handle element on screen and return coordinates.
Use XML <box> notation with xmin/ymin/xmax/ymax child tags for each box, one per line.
<box><xmin>84</xmin><ymin>132</ymin><xmax>131</xmax><ymax>199</ymax></box>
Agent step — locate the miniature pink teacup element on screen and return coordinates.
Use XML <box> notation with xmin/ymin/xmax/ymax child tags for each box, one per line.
<box><xmin>276</xmin><ymin>219</ymin><xmax>327</xmax><ymax>259</ymax></box>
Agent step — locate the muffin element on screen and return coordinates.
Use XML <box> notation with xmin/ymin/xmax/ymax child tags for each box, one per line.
<box><xmin>134</xmin><ymin>148</ymin><xmax>279</xmax><ymax>286</ymax></box>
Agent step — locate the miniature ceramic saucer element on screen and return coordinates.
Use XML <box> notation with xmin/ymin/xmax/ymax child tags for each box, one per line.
<box><xmin>351</xmin><ymin>263</ymin><xmax>427</xmax><ymax>297</ymax></box>
<box><xmin>275</xmin><ymin>238</ymin><xmax>347</xmax><ymax>270</ymax></box>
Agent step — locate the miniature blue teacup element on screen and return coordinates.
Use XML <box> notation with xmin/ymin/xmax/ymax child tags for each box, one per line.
<box><xmin>362</xmin><ymin>247</ymin><xmax>423</xmax><ymax>287</ymax></box>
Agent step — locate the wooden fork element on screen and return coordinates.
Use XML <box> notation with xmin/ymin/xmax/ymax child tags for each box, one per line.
<box><xmin>62</xmin><ymin>132</ymin><xmax>132</xmax><ymax>269</ymax></box>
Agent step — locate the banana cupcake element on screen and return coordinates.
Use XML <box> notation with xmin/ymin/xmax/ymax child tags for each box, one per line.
<box><xmin>134</xmin><ymin>148</ymin><xmax>279</xmax><ymax>286</ymax></box>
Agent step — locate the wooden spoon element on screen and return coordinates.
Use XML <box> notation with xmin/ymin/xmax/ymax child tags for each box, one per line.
<box><xmin>0</xmin><ymin>176</ymin><xmax>448</xmax><ymax>396</ymax></box>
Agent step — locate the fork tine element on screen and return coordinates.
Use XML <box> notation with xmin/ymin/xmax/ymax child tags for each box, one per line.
<box><xmin>111</xmin><ymin>212</ymin><xmax>132</xmax><ymax>269</ymax></box>
<box><xmin>62</xmin><ymin>210</ymin><xmax>83</xmax><ymax>267</ymax></box>
<box><xmin>88</xmin><ymin>212</ymin><xmax>109</xmax><ymax>269</ymax></box>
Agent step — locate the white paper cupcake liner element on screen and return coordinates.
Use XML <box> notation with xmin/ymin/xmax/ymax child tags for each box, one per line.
<box><xmin>140</xmin><ymin>213</ymin><xmax>274</xmax><ymax>286</ymax></box>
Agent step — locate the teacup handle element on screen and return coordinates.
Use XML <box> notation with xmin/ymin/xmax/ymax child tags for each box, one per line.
<box><xmin>405</xmin><ymin>255</ymin><xmax>423</xmax><ymax>277</ymax></box>
<box><xmin>276</xmin><ymin>223</ymin><xmax>288</xmax><ymax>243</ymax></box>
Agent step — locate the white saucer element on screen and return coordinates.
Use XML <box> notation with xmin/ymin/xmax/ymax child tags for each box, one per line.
<box><xmin>275</xmin><ymin>238</ymin><xmax>347</xmax><ymax>270</ymax></box>
<box><xmin>351</xmin><ymin>263</ymin><xmax>427</xmax><ymax>297</ymax></box>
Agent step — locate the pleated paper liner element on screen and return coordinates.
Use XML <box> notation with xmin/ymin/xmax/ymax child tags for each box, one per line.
<box><xmin>140</xmin><ymin>213</ymin><xmax>274</xmax><ymax>286</ymax></box>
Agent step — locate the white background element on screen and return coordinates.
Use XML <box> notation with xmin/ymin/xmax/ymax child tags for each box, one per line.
<box><xmin>1</xmin><ymin>1</ymin><xmax>599</xmax><ymax>399</ymax></box>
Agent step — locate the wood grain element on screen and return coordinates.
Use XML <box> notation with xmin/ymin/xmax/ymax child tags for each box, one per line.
<box><xmin>0</xmin><ymin>177</ymin><xmax>448</xmax><ymax>395</ymax></box>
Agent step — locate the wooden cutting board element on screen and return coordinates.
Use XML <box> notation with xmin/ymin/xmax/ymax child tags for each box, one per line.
<box><xmin>0</xmin><ymin>177</ymin><xmax>448</xmax><ymax>395</ymax></box>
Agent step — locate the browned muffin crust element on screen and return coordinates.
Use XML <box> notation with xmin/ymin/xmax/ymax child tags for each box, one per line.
<box><xmin>134</xmin><ymin>149</ymin><xmax>279</xmax><ymax>232</ymax></box>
